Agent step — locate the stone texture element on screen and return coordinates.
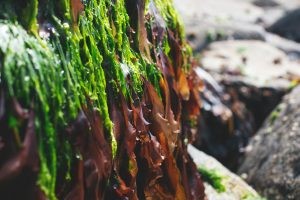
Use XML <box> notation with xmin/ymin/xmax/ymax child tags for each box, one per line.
<box><xmin>188</xmin><ymin>145</ymin><xmax>262</xmax><ymax>200</ymax></box>
<box><xmin>174</xmin><ymin>0</ymin><xmax>300</xmax><ymax>56</ymax></box>
<box><xmin>200</xmin><ymin>40</ymin><xmax>300</xmax><ymax>88</ymax></box>
<box><xmin>174</xmin><ymin>0</ymin><xmax>265</xmax><ymax>52</ymax></box>
<box><xmin>268</xmin><ymin>8</ymin><xmax>300</xmax><ymax>43</ymax></box>
<box><xmin>238</xmin><ymin>86</ymin><xmax>300</xmax><ymax>200</ymax></box>
<box><xmin>193</xmin><ymin>67</ymin><xmax>255</xmax><ymax>171</ymax></box>
<box><xmin>199</xmin><ymin>40</ymin><xmax>300</xmax><ymax>128</ymax></box>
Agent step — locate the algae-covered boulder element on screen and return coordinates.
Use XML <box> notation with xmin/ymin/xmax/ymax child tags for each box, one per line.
<box><xmin>0</xmin><ymin>0</ymin><xmax>206</xmax><ymax>199</ymax></box>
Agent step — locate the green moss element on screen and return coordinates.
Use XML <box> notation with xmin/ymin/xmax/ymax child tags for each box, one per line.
<box><xmin>198</xmin><ymin>166</ymin><xmax>226</xmax><ymax>193</ymax></box>
<box><xmin>270</xmin><ymin>106</ymin><xmax>281</xmax><ymax>124</ymax></box>
<box><xmin>288</xmin><ymin>80</ymin><xmax>298</xmax><ymax>91</ymax></box>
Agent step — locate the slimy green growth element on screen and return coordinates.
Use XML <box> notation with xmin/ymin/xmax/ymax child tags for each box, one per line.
<box><xmin>198</xmin><ymin>166</ymin><xmax>226</xmax><ymax>193</ymax></box>
<box><xmin>0</xmin><ymin>0</ymin><xmax>189</xmax><ymax>199</ymax></box>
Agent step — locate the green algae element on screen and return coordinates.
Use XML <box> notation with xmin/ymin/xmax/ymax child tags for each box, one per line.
<box><xmin>148</xmin><ymin>0</ymin><xmax>192</xmax><ymax>72</ymax></box>
<box><xmin>0</xmin><ymin>21</ymin><xmax>64</xmax><ymax>199</ymax></box>
<box><xmin>0</xmin><ymin>0</ymin><xmax>191</xmax><ymax>199</ymax></box>
<box><xmin>270</xmin><ymin>106</ymin><xmax>282</xmax><ymax>125</ymax></box>
<box><xmin>198</xmin><ymin>166</ymin><xmax>226</xmax><ymax>193</ymax></box>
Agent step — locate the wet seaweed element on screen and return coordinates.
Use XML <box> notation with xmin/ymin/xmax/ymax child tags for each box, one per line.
<box><xmin>0</xmin><ymin>0</ymin><xmax>205</xmax><ymax>199</ymax></box>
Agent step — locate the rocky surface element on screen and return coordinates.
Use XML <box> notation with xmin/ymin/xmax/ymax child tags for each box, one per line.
<box><xmin>238</xmin><ymin>86</ymin><xmax>300</xmax><ymax>200</ymax></box>
<box><xmin>193</xmin><ymin>67</ymin><xmax>255</xmax><ymax>171</ymax></box>
<box><xmin>174</xmin><ymin>0</ymin><xmax>300</xmax><ymax>198</ymax></box>
<box><xmin>199</xmin><ymin>39</ymin><xmax>300</xmax><ymax>129</ymax></box>
<box><xmin>188</xmin><ymin>145</ymin><xmax>262</xmax><ymax>200</ymax></box>
<box><xmin>175</xmin><ymin>0</ymin><xmax>300</xmax><ymax>176</ymax></box>
<box><xmin>174</xmin><ymin>0</ymin><xmax>300</xmax><ymax>56</ymax></box>
<box><xmin>174</xmin><ymin>0</ymin><xmax>265</xmax><ymax>52</ymax></box>
<box><xmin>270</xmin><ymin>0</ymin><xmax>300</xmax><ymax>11</ymax></box>
<box><xmin>265</xmin><ymin>33</ymin><xmax>300</xmax><ymax>58</ymax></box>
<box><xmin>268</xmin><ymin>8</ymin><xmax>300</xmax><ymax>43</ymax></box>
<box><xmin>201</xmin><ymin>40</ymin><xmax>300</xmax><ymax>88</ymax></box>
<box><xmin>191</xmin><ymin>40</ymin><xmax>300</xmax><ymax>171</ymax></box>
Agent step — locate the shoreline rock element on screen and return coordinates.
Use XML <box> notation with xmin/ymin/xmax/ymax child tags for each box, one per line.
<box><xmin>188</xmin><ymin>144</ymin><xmax>263</xmax><ymax>200</ymax></box>
<box><xmin>238</xmin><ymin>86</ymin><xmax>300</xmax><ymax>199</ymax></box>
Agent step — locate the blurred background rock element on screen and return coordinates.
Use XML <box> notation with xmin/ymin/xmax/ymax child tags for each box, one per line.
<box><xmin>175</xmin><ymin>1</ymin><xmax>300</xmax><ymax>199</ymax></box>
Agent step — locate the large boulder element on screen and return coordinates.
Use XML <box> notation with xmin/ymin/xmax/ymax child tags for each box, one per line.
<box><xmin>238</xmin><ymin>86</ymin><xmax>300</xmax><ymax>199</ymax></box>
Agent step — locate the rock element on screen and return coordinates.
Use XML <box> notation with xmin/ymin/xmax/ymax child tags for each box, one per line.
<box><xmin>174</xmin><ymin>0</ymin><xmax>300</xmax><ymax>57</ymax></box>
<box><xmin>238</xmin><ymin>86</ymin><xmax>300</xmax><ymax>200</ymax></box>
<box><xmin>267</xmin><ymin>8</ymin><xmax>300</xmax><ymax>43</ymax></box>
<box><xmin>255</xmin><ymin>7</ymin><xmax>285</xmax><ymax>28</ymax></box>
<box><xmin>201</xmin><ymin>40</ymin><xmax>300</xmax><ymax>87</ymax></box>
<box><xmin>265</xmin><ymin>32</ymin><xmax>300</xmax><ymax>59</ymax></box>
<box><xmin>174</xmin><ymin>0</ymin><xmax>266</xmax><ymax>52</ymax></box>
<box><xmin>188</xmin><ymin>144</ymin><xmax>263</xmax><ymax>200</ymax></box>
<box><xmin>249</xmin><ymin>0</ymin><xmax>300</xmax><ymax>10</ymax></box>
<box><xmin>252</xmin><ymin>0</ymin><xmax>280</xmax><ymax>8</ymax></box>
<box><xmin>184</xmin><ymin>20</ymin><xmax>267</xmax><ymax>53</ymax></box>
<box><xmin>193</xmin><ymin>67</ymin><xmax>255</xmax><ymax>171</ymax></box>
<box><xmin>199</xmin><ymin>40</ymin><xmax>300</xmax><ymax>128</ymax></box>
<box><xmin>174</xmin><ymin>0</ymin><xmax>263</xmax><ymax>24</ymax></box>
<box><xmin>272</xmin><ymin>0</ymin><xmax>300</xmax><ymax>10</ymax></box>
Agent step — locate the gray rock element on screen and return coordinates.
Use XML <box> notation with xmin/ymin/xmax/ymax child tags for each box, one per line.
<box><xmin>248</xmin><ymin>0</ymin><xmax>300</xmax><ymax>10</ymax></box>
<box><xmin>200</xmin><ymin>40</ymin><xmax>300</xmax><ymax>88</ymax></box>
<box><xmin>272</xmin><ymin>0</ymin><xmax>300</xmax><ymax>10</ymax></box>
<box><xmin>188</xmin><ymin>144</ymin><xmax>263</xmax><ymax>200</ymax></box>
<box><xmin>174</xmin><ymin>0</ymin><xmax>266</xmax><ymax>52</ymax></box>
<box><xmin>238</xmin><ymin>86</ymin><xmax>300</xmax><ymax>200</ymax></box>
<box><xmin>192</xmin><ymin>40</ymin><xmax>300</xmax><ymax>170</ymax></box>
<box><xmin>184</xmin><ymin>20</ymin><xmax>267</xmax><ymax>53</ymax></box>
<box><xmin>174</xmin><ymin>0</ymin><xmax>300</xmax><ymax>57</ymax></box>
<box><xmin>193</xmin><ymin>67</ymin><xmax>255</xmax><ymax>171</ymax></box>
<box><xmin>255</xmin><ymin>7</ymin><xmax>285</xmax><ymax>28</ymax></box>
<box><xmin>265</xmin><ymin>32</ymin><xmax>300</xmax><ymax>59</ymax></box>
<box><xmin>174</xmin><ymin>0</ymin><xmax>263</xmax><ymax>24</ymax></box>
<box><xmin>252</xmin><ymin>0</ymin><xmax>280</xmax><ymax>8</ymax></box>
<box><xmin>199</xmin><ymin>40</ymin><xmax>300</xmax><ymax>128</ymax></box>
<box><xmin>267</xmin><ymin>8</ymin><xmax>300</xmax><ymax>43</ymax></box>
